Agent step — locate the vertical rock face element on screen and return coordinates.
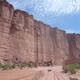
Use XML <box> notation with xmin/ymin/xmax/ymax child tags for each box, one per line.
<box><xmin>0</xmin><ymin>1</ymin><xmax>80</xmax><ymax>65</ymax></box>
<box><xmin>0</xmin><ymin>1</ymin><xmax>14</xmax><ymax>64</ymax></box>
<box><xmin>67</xmin><ymin>34</ymin><xmax>80</xmax><ymax>64</ymax></box>
<box><xmin>9</xmin><ymin>10</ymin><xmax>36</xmax><ymax>64</ymax></box>
<box><xmin>52</xmin><ymin>28</ymin><xmax>69</xmax><ymax>65</ymax></box>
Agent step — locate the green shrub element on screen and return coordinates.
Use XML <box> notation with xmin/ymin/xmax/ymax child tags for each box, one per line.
<box><xmin>15</xmin><ymin>62</ymin><xmax>37</xmax><ymax>69</ymax></box>
<box><xmin>0</xmin><ymin>64</ymin><xmax>15</xmax><ymax>70</ymax></box>
<box><xmin>70</xmin><ymin>69</ymin><xmax>76</xmax><ymax>74</ymax></box>
<box><xmin>63</xmin><ymin>62</ymin><xmax>80</xmax><ymax>74</ymax></box>
<box><xmin>0</xmin><ymin>62</ymin><xmax>37</xmax><ymax>70</ymax></box>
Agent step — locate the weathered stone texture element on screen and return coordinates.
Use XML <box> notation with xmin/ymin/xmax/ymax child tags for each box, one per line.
<box><xmin>67</xmin><ymin>34</ymin><xmax>80</xmax><ymax>64</ymax></box>
<box><xmin>53</xmin><ymin>28</ymin><xmax>69</xmax><ymax>65</ymax></box>
<box><xmin>0</xmin><ymin>0</ymin><xmax>14</xmax><ymax>64</ymax></box>
<box><xmin>0</xmin><ymin>0</ymin><xmax>80</xmax><ymax>65</ymax></box>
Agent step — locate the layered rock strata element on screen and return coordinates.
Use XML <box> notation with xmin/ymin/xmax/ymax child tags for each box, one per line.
<box><xmin>0</xmin><ymin>0</ymin><xmax>80</xmax><ymax>65</ymax></box>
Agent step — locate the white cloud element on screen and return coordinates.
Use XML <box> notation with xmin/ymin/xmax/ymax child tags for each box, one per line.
<box><xmin>65</xmin><ymin>29</ymin><xmax>76</xmax><ymax>33</ymax></box>
<box><xmin>8</xmin><ymin>0</ymin><xmax>80</xmax><ymax>15</ymax></box>
<box><xmin>65</xmin><ymin>29</ymin><xmax>80</xmax><ymax>33</ymax></box>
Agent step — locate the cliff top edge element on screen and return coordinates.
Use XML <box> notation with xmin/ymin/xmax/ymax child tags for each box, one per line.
<box><xmin>0</xmin><ymin>0</ymin><xmax>79</xmax><ymax>34</ymax></box>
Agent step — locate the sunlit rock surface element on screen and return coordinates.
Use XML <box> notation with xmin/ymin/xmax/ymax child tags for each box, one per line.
<box><xmin>0</xmin><ymin>0</ymin><xmax>80</xmax><ymax>65</ymax></box>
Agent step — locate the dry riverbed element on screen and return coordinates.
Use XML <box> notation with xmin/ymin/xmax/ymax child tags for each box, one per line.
<box><xmin>0</xmin><ymin>66</ymin><xmax>80</xmax><ymax>80</ymax></box>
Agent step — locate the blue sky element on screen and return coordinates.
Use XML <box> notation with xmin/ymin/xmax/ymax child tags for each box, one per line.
<box><xmin>7</xmin><ymin>0</ymin><xmax>80</xmax><ymax>33</ymax></box>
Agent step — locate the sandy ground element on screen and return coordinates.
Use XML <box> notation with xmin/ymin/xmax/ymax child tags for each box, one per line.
<box><xmin>0</xmin><ymin>66</ymin><xmax>80</xmax><ymax>80</ymax></box>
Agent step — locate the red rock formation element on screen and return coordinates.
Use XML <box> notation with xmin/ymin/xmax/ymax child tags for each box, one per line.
<box><xmin>67</xmin><ymin>34</ymin><xmax>80</xmax><ymax>64</ymax></box>
<box><xmin>0</xmin><ymin>0</ymin><xmax>14</xmax><ymax>64</ymax></box>
<box><xmin>0</xmin><ymin>0</ymin><xmax>79</xmax><ymax>65</ymax></box>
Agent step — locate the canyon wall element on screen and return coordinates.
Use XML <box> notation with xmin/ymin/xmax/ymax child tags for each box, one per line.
<box><xmin>66</xmin><ymin>34</ymin><xmax>80</xmax><ymax>64</ymax></box>
<box><xmin>0</xmin><ymin>0</ymin><xmax>80</xmax><ymax>65</ymax></box>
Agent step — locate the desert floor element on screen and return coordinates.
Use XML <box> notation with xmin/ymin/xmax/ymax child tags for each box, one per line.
<box><xmin>0</xmin><ymin>66</ymin><xmax>80</xmax><ymax>80</ymax></box>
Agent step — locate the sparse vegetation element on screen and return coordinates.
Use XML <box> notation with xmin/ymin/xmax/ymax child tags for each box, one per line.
<box><xmin>27</xmin><ymin>62</ymin><xmax>37</xmax><ymax>68</ymax></box>
<box><xmin>43</xmin><ymin>61</ymin><xmax>52</xmax><ymax>66</ymax></box>
<box><xmin>0</xmin><ymin>62</ymin><xmax>37</xmax><ymax>70</ymax></box>
<box><xmin>63</xmin><ymin>62</ymin><xmax>80</xmax><ymax>74</ymax></box>
<box><xmin>16</xmin><ymin>62</ymin><xmax>37</xmax><ymax>68</ymax></box>
<box><xmin>69</xmin><ymin>77</ymin><xmax>78</xmax><ymax>80</ymax></box>
<box><xmin>0</xmin><ymin>64</ymin><xmax>15</xmax><ymax>70</ymax></box>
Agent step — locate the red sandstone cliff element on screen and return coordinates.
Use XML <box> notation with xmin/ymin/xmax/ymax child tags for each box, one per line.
<box><xmin>0</xmin><ymin>0</ymin><xmax>79</xmax><ymax>65</ymax></box>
